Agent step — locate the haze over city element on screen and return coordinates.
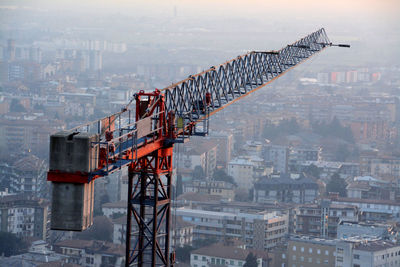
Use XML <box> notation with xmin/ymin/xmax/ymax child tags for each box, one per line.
<box><xmin>0</xmin><ymin>1</ymin><xmax>400</xmax><ymax>267</ymax></box>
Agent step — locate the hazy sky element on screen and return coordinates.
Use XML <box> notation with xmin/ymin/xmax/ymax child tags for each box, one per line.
<box><xmin>1</xmin><ymin>0</ymin><xmax>399</xmax><ymax>65</ymax></box>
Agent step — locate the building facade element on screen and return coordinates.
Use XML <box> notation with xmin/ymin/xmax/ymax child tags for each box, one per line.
<box><xmin>295</xmin><ymin>200</ymin><xmax>358</xmax><ymax>238</ymax></box>
<box><xmin>0</xmin><ymin>194</ymin><xmax>49</xmax><ymax>240</ymax></box>
<box><xmin>177</xmin><ymin>207</ymin><xmax>288</xmax><ymax>251</ymax></box>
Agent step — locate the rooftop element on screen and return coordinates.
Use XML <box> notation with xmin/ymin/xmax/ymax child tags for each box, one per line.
<box><xmin>355</xmin><ymin>240</ymin><xmax>400</xmax><ymax>252</ymax></box>
<box><xmin>191</xmin><ymin>243</ymin><xmax>269</xmax><ymax>261</ymax></box>
<box><xmin>55</xmin><ymin>240</ymin><xmax>124</xmax><ymax>256</ymax></box>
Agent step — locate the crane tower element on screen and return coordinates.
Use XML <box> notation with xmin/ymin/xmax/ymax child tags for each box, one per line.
<box><xmin>47</xmin><ymin>28</ymin><xmax>349</xmax><ymax>266</ymax></box>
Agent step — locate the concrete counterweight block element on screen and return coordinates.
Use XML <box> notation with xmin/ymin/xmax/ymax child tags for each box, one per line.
<box><xmin>50</xmin><ymin>181</ymin><xmax>94</xmax><ymax>231</ymax></box>
<box><xmin>49</xmin><ymin>131</ymin><xmax>99</xmax><ymax>231</ymax></box>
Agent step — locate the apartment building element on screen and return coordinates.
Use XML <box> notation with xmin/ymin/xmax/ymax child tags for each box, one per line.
<box><xmin>183</xmin><ymin>179</ymin><xmax>235</xmax><ymax>200</ymax></box>
<box><xmin>254</xmin><ymin>173</ymin><xmax>318</xmax><ymax>204</ymax></box>
<box><xmin>336</xmin><ymin>239</ymin><xmax>400</xmax><ymax>267</ymax></box>
<box><xmin>287</xmin><ymin>236</ymin><xmax>337</xmax><ymax>267</ymax></box>
<box><xmin>53</xmin><ymin>239</ymin><xmax>124</xmax><ymax>267</ymax></box>
<box><xmin>190</xmin><ymin>243</ymin><xmax>270</xmax><ymax>267</ymax></box>
<box><xmin>0</xmin><ymin>194</ymin><xmax>49</xmax><ymax>240</ymax></box>
<box><xmin>176</xmin><ymin>207</ymin><xmax>288</xmax><ymax>251</ymax></box>
<box><xmin>295</xmin><ymin>200</ymin><xmax>358</xmax><ymax>238</ymax></box>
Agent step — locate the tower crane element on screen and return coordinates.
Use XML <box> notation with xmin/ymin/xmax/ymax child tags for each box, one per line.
<box><xmin>47</xmin><ymin>28</ymin><xmax>349</xmax><ymax>267</ymax></box>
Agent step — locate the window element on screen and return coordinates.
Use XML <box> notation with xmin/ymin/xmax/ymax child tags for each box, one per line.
<box><xmin>292</xmin><ymin>255</ymin><xmax>296</xmax><ymax>260</ymax></box>
<box><xmin>202</xmin><ymin>256</ymin><xmax>206</xmax><ymax>261</ymax></box>
<box><xmin>282</xmin><ymin>254</ymin><xmax>286</xmax><ymax>259</ymax></box>
<box><xmin>317</xmin><ymin>249</ymin><xmax>321</xmax><ymax>254</ymax></box>
<box><xmin>309</xmin><ymin>248</ymin><xmax>313</xmax><ymax>253</ymax></box>
<box><xmin>337</xmin><ymin>256</ymin><xmax>343</xmax><ymax>262</ymax></box>
<box><xmin>293</xmin><ymin>246</ymin><xmax>297</xmax><ymax>251</ymax></box>
<box><xmin>316</xmin><ymin>259</ymin><xmax>320</xmax><ymax>264</ymax></box>
<box><xmin>300</xmin><ymin>256</ymin><xmax>304</xmax><ymax>262</ymax></box>
<box><xmin>230</xmin><ymin>260</ymin><xmax>234</xmax><ymax>265</ymax></box>
<box><xmin>324</xmin><ymin>259</ymin><xmax>329</xmax><ymax>264</ymax></box>
<box><xmin>308</xmin><ymin>258</ymin><xmax>312</xmax><ymax>263</ymax></box>
<box><xmin>194</xmin><ymin>255</ymin><xmax>198</xmax><ymax>260</ymax></box>
<box><xmin>353</xmin><ymin>254</ymin><xmax>360</xmax><ymax>260</ymax></box>
<box><xmin>301</xmin><ymin>247</ymin><xmax>304</xmax><ymax>252</ymax></box>
<box><xmin>325</xmin><ymin>250</ymin><xmax>329</xmax><ymax>256</ymax></box>
<box><xmin>353</xmin><ymin>265</ymin><xmax>360</xmax><ymax>267</ymax></box>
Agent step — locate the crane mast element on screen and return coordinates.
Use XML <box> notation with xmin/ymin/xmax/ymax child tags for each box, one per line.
<box><xmin>47</xmin><ymin>28</ymin><xmax>348</xmax><ymax>266</ymax></box>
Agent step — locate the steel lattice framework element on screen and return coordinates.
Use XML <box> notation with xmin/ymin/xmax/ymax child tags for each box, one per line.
<box><xmin>163</xmin><ymin>28</ymin><xmax>330</xmax><ymax>137</ymax></box>
<box><xmin>47</xmin><ymin>28</ymin><xmax>349</xmax><ymax>267</ymax></box>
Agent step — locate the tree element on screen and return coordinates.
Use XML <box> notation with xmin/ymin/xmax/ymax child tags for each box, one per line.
<box><xmin>10</xmin><ymin>99</ymin><xmax>26</xmax><ymax>112</ymax></box>
<box><xmin>175</xmin><ymin>245</ymin><xmax>194</xmax><ymax>263</ymax></box>
<box><xmin>0</xmin><ymin>231</ymin><xmax>28</xmax><ymax>256</ymax></box>
<box><xmin>243</xmin><ymin>252</ymin><xmax>258</xmax><ymax>267</ymax></box>
<box><xmin>326</xmin><ymin>173</ymin><xmax>347</xmax><ymax>197</ymax></box>
<box><xmin>192</xmin><ymin>165</ymin><xmax>205</xmax><ymax>180</ymax></box>
<box><xmin>234</xmin><ymin>188</ymin><xmax>250</xmax><ymax>202</ymax></box>
<box><xmin>304</xmin><ymin>164</ymin><xmax>321</xmax><ymax>179</ymax></box>
<box><xmin>212</xmin><ymin>169</ymin><xmax>236</xmax><ymax>186</ymax></box>
<box><xmin>176</xmin><ymin>174</ymin><xmax>183</xmax><ymax>197</ymax></box>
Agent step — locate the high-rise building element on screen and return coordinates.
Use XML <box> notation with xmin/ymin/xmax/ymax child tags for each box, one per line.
<box><xmin>7</xmin><ymin>39</ymin><xmax>16</xmax><ymax>62</ymax></box>
<box><xmin>89</xmin><ymin>50</ymin><xmax>102</xmax><ymax>71</ymax></box>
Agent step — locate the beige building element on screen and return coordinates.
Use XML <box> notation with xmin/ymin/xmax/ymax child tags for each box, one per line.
<box><xmin>183</xmin><ymin>179</ymin><xmax>235</xmax><ymax>200</ymax></box>
<box><xmin>287</xmin><ymin>236</ymin><xmax>337</xmax><ymax>267</ymax></box>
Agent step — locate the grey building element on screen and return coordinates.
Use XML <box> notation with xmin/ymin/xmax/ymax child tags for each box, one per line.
<box><xmin>0</xmin><ymin>194</ymin><xmax>49</xmax><ymax>240</ymax></box>
<box><xmin>254</xmin><ymin>173</ymin><xmax>319</xmax><ymax>204</ymax></box>
<box><xmin>263</xmin><ymin>144</ymin><xmax>289</xmax><ymax>174</ymax></box>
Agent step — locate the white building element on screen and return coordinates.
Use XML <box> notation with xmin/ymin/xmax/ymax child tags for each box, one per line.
<box><xmin>190</xmin><ymin>243</ymin><xmax>270</xmax><ymax>267</ymax></box>
<box><xmin>177</xmin><ymin>207</ymin><xmax>288</xmax><ymax>251</ymax></box>
<box><xmin>102</xmin><ymin>201</ymin><xmax>126</xmax><ymax>218</ymax></box>
<box><xmin>227</xmin><ymin>157</ymin><xmax>255</xmax><ymax>190</ymax></box>
<box><xmin>336</xmin><ymin>239</ymin><xmax>400</xmax><ymax>267</ymax></box>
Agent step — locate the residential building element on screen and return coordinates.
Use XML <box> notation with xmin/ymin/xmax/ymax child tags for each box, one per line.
<box><xmin>190</xmin><ymin>243</ymin><xmax>270</xmax><ymax>267</ymax></box>
<box><xmin>177</xmin><ymin>207</ymin><xmax>288</xmax><ymax>251</ymax></box>
<box><xmin>102</xmin><ymin>201</ymin><xmax>126</xmax><ymax>218</ymax></box>
<box><xmin>336</xmin><ymin>239</ymin><xmax>400</xmax><ymax>267</ymax></box>
<box><xmin>263</xmin><ymin>145</ymin><xmax>289</xmax><ymax>174</ymax></box>
<box><xmin>183</xmin><ymin>179</ymin><xmax>235</xmax><ymax>201</ymax></box>
<box><xmin>53</xmin><ymin>239</ymin><xmax>125</xmax><ymax>267</ymax></box>
<box><xmin>11</xmin><ymin>154</ymin><xmax>48</xmax><ymax>197</ymax></box>
<box><xmin>0</xmin><ymin>194</ymin><xmax>49</xmax><ymax>240</ymax></box>
<box><xmin>287</xmin><ymin>236</ymin><xmax>337</xmax><ymax>267</ymax></box>
<box><xmin>295</xmin><ymin>200</ymin><xmax>358</xmax><ymax>238</ymax></box>
<box><xmin>254</xmin><ymin>173</ymin><xmax>319</xmax><ymax>204</ymax></box>
<box><xmin>207</xmin><ymin>131</ymin><xmax>234</xmax><ymax>168</ymax></box>
<box><xmin>330</xmin><ymin>195</ymin><xmax>400</xmax><ymax>221</ymax></box>
<box><xmin>346</xmin><ymin>175</ymin><xmax>396</xmax><ymax>201</ymax></box>
<box><xmin>227</xmin><ymin>157</ymin><xmax>255</xmax><ymax>190</ymax></box>
<box><xmin>111</xmin><ymin>215</ymin><xmax>194</xmax><ymax>248</ymax></box>
<box><xmin>175</xmin><ymin>140</ymin><xmax>217</xmax><ymax>178</ymax></box>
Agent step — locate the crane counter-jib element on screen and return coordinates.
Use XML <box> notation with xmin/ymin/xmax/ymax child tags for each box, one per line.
<box><xmin>47</xmin><ymin>28</ymin><xmax>349</xmax><ymax>246</ymax></box>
